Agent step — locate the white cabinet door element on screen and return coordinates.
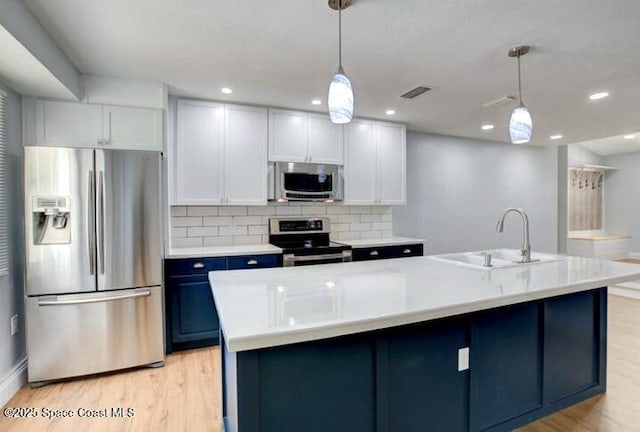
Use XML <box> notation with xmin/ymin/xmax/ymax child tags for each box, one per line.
<box><xmin>344</xmin><ymin>120</ymin><xmax>377</xmax><ymax>204</ymax></box>
<box><xmin>376</xmin><ymin>123</ymin><xmax>406</xmax><ymax>205</ymax></box>
<box><xmin>175</xmin><ymin>100</ymin><xmax>225</xmax><ymax>205</ymax></box>
<box><xmin>224</xmin><ymin>105</ymin><xmax>268</xmax><ymax>205</ymax></box>
<box><xmin>37</xmin><ymin>101</ymin><xmax>103</xmax><ymax>147</ymax></box>
<box><xmin>268</xmin><ymin>109</ymin><xmax>308</xmax><ymax>162</ymax></box>
<box><xmin>308</xmin><ymin>113</ymin><xmax>344</xmax><ymax>165</ymax></box>
<box><xmin>104</xmin><ymin>106</ymin><xmax>162</xmax><ymax>151</ymax></box>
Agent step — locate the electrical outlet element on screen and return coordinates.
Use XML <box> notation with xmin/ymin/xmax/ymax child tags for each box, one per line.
<box><xmin>10</xmin><ymin>314</ymin><xmax>19</xmax><ymax>336</ymax></box>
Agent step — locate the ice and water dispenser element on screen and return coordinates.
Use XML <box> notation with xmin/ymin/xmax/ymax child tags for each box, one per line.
<box><xmin>32</xmin><ymin>196</ymin><xmax>71</xmax><ymax>244</ymax></box>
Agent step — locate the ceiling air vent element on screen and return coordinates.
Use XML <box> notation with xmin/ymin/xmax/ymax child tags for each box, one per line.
<box><xmin>400</xmin><ymin>86</ymin><xmax>431</xmax><ymax>99</ymax></box>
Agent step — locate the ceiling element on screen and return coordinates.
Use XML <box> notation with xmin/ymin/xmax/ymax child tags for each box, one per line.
<box><xmin>574</xmin><ymin>132</ymin><xmax>640</xmax><ymax>156</ymax></box>
<box><xmin>22</xmin><ymin>0</ymin><xmax>640</xmax><ymax>145</ymax></box>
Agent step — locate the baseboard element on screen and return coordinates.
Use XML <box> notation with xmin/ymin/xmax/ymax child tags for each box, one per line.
<box><xmin>0</xmin><ymin>357</ymin><xmax>27</xmax><ymax>408</ymax></box>
<box><xmin>629</xmin><ymin>252</ymin><xmax>640</xmax><ymax>260</ymax></box>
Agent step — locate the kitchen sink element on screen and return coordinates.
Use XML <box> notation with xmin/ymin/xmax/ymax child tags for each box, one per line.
<box><xmin>430</xmin><ymin>248</ymin><xmax>567</xmax><ymax>270</ymax></box>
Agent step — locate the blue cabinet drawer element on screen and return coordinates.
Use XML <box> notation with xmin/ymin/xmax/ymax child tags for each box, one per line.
<box><xmin>166</xmin><ymin>257</ymin><xmax>226</xmax><ymax>275</ymax></box>
<box><xmin>353</xmin><ymin>244</ymin><xmax>424</xmax><ymax>261</ymax></box>
<box><xmin>227</xmin><ymin>254</ymin><xmax>282</xmax><ymax>270</ymax></box>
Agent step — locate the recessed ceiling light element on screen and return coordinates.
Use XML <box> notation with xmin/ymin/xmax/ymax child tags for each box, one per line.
<box><xmin>311</xmin><ymin>99</ymin><xmax>322</xmax><ymax>105</ymax></box>
<box><xmin>550</xmin><ymin>134</ymin><xmax>563</xmax><ymax>140</ymax></box>
<box><xmin>221</xmin><ymin>87</ymin><xmax>233</xmax><ymax>94</ymax></box>
<box><xmin>589</xmin><ymin>92</ymin><xmax>609</xmax><ymax>100</ymax></box>
<box><xmin>624</xmin><ymin>134</ymin><xmax>636</xmax><ymax>139</ymax></box>
<box><xmin>385</xmin><ymin>109</ymin><xmax>396</xmax><ymax>116</ymax></box>
<box><xmin>481</xmin><ymin>124</ymin><xmax>494</xmax><ymax>131</ymax></box>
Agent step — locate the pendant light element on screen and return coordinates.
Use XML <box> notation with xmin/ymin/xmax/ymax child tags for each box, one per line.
<box><xmin>327</xmin><ymin>0</ymin><xmax>354</xmax><ymax>124</ymax></box>
<box><xmin>508</xmin><ymin>45</ymin><xmax>532</xmax><ymax>144</ymax></box>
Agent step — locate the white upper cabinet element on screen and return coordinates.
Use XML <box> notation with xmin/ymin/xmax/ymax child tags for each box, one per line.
<box><xmin>224</xmin><ymin>104</ymin><xmax>268</xmax><ymax>205</ymax></box>
<box><xmin>37</xmin><ymin>101</ymin><xmax>103</xmax><ymax>147</ymax></box>
<box><xmin>173</xmin><ymin>99</ymin><xmax>268</xmax><ymax>206</ymax></box>
<box><xmin>103</xmin><ymin>106</ymin><xmax>162</xmax><ymax>151</ymax></box>
<box><xmin>175</xmin><ymin>100</ymin><xmax>225</xmax><ymax>205</ymax></box>
<box><xmin>268</xmin><ymin>109</ymin><xmax>344</xmax><ymax>164</ymax></box>
<box><xmin>36</xmin><ymin>100</ymin><xmax>162</xmax><ymax>150</ymax></box>
<box><xmin>344</xmin><ymin>120</ymin><xmax>406</xmax><ymax>205</ymax></box>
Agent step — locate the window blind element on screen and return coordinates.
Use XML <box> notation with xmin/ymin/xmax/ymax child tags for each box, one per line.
<box><xmin>0</xmin><ymin>89</ymin><xmax>7</xmax><ymax>277</ymax></box>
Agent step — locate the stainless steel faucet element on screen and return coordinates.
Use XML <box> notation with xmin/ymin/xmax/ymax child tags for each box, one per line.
<box><xmin>496</xmin><ymin>207</ymin><xmax>532</xmax><ymax>263</ymax></box>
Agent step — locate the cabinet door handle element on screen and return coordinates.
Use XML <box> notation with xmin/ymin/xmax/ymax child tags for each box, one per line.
<box><xmin>370</xmin><ymin>250</ymin><xmax>379</xmax><ymax>256</ymax></box>
<box><xmin>247</xmin><ymin>259</ymin><xmax>258</xmax><ymax>265</ymax></box>
<box><xmin>403</xmin><ymin>248</ymin><xmax>411</xmax><ymax>254</ymax></box>
<box><xmin>192</xmin><ymin>262</ymin><xmax>205</xmax><ymax>269</ymax></box>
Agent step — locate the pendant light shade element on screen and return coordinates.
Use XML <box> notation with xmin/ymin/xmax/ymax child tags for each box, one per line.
<box><xmin>328</xmin><ymin>67</ymin><xmax>354</xmax><ymax>124</ymax></box>
<box><xmin>328</xmin><ymin>0</ymin><xmax>354</xmax><ymax>124</ymax></box>
<box><xmin>509</xmin><ymin>105</ymin><xmax>532</xmax><ymax>144</ymax></box>
<box><xmin>508</xmin><ymin>46</ymin><xmax>532</xmax><ymax>144</ymax></box>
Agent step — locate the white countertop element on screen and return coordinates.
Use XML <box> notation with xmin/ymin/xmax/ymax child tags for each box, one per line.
<box><xmin>167</xmin><ymin>244</ymin><xmax>282</xmax><ymax>259</ymax></box>
<box><xmin>209</xmin><ymin>252</ymin><xmax>640</xmax><ymax>352</ymax></box>
<box><xmin>335</xmin><ymin>236</ymin><xmax>425</xmax><ymax>248</ymax></box>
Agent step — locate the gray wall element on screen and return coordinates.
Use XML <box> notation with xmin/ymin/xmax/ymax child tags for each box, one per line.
<box><xmin>0</xmin><ymin>85</ymin><xmax>25</xmax><ymax>381</ymax></box>
<box><xmin>557</xmin><ymin>145</ymin><xmax>568</xmax><ymax>252</ymax></box>
<box><xmin>393</xmin><ymin>132</ymin><xmax>558</xmax><ymax>254</ymax></box>
<box><xmin>568</xmin><ymin>144</ymin><xmax>605</xmax><ymax>166</ymax></box>
<box><xmin>603</xmin><ymin>151</ymin><xmax>640</xmax><ymax>252</ymax></box>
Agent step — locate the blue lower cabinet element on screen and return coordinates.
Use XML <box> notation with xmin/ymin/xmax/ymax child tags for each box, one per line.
<box><xmin>352</xmin><ymin>243</ymin><xmax>424</xmax><ymax>261</ymax></box>
<box><xmin>165</xmin><ymin>254</ymin><xmax>282</xmax><ymax>353</ymax></box>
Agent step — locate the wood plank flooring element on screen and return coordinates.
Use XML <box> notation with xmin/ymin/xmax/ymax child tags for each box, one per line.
<box><xmin>1</xmin><ymin>294</ymin><xmax>639</xmax><ymax>432</ymax></box>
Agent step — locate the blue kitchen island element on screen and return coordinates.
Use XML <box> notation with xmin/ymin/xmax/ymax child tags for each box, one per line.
<box><xmin>209</xmin><ymin>252</ymin><xmax>640</xmax><ymax>432</ymax></box>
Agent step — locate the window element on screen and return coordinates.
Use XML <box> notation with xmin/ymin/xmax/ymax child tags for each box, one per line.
<box><xmin>0</xmin><ymin>89</ymin><xmax>7</xmax><ymax>276</ymax></box>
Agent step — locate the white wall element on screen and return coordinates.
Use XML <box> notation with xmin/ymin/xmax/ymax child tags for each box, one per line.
<box><xmin>603</xmin><ymin>151</ymin><xmax>640</xmax><ymax>252</ymax></box>
<box><xmin>393</xmin><ymin>132</ymin><xmax>558</xmax><ymax>254</ymax></box>
<box><xmin>0</xmin><ymin>85</ymin><xmax>26</xmax><ymax>406</ymax></box>
<box><xmin>568</xmin><ymin>144</ymin><xmax>605</xmax><ymax>166</ymax></box>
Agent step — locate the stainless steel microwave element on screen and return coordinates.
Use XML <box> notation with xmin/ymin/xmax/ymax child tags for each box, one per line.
<box><xmin>269</xmin><ymin>162</ymin><xmax>343</xmax><ymax>202</ymax></box>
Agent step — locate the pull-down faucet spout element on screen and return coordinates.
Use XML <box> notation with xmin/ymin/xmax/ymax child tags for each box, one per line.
<box><xmin>496</xmin><ymin>207</ymin><xmax>532</xmax><ymax>263</ymax></box>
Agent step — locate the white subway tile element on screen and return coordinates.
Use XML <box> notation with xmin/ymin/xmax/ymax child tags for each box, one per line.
<box><xmin>371</xmin><ymin>222</ymin><xmax>392</xmax><ymax>231</ymax></box>
<box><xmin>301</xmin><ymin>206</ymin><xmax>327</xmax><ymax>215</ymax></box>
<box><xmin>234</xmin><ymin>216</ymin><xmax>262</xmax><ymax>225</ymax></box>
<box><xmin>171</xmin><ymin>216</ymin><xmax>203</xmax><ymax>227</ymax></box>
<box><xmin>338</xmin><ymin>231</ymin><xmax>361</xmax><ymax>240</ymax></box>
<box><xmin>218</xmin><ymin>206</ymin><xmax>248</xmax><ymax>216</ymax></box>
<box><xmin>361</xmin><ymin>214</ymin><xmax>382</xmax><ymax>223</ymax></box>
<box><xmin>171</xmin><ymin>227</ymin><xmax>187</xmax><ymax>238</ymax></box>
<box><xmin>329</xmin><ymin>232</ymin><xmax>338</xmax><ymax>242</ymax></box>
<box><xmin>275</xmin><ymin>206</ymin><xmax>302</xmax><ymax>215</ymax></box>
<box><xmin>261</xmin><ymin>216</ymin><xmax>273</xmax><ymax>224</ymax></box>
<box><xmin>204</xmin><ymin>236</ymin><xmax>234</xmax><ymax>246</ymax></box>
<box><xmin>381</xmin><ymin>230</ymin><xmax>393</xmax><ymax>238</ymax></box>
<box><xmin>172</xmin><ymin>237</ymin><xmax>203</xmax><ymax>248</ymax></box>
<box><xmin>171</xmin><ymin>206</ymin><xmax>187</xmax><ymax>217</ymax></box>
<box><xmin>326</xmin><ymin>206</ymin><xmax>350</xmax><ymax>215</ymax></box>
<box><xmin>248</xmin><ymin>225</ymin><xmax>268</xmax><ymax>235</ymax></box>
<box><xmin>349</xmin><ymin>206</ymin><xmax>371</xmax><ymax>214</ymax></box>
<box><xmin>188</xmin><ymin>226</ymin><xmax>219</xmax><ymax>237</ymax></box>
<box><xmin>203</xmin><ymin>216</ymin><xmax>233</xmax><ymax>226</ymax></box>
<box><xmin>248</xmin><ymin>206</ymin><xmax>276</xmax><ymax>216</ymax></box>
<box><xmin>331</xmin><ymin>223</ymin><xmax>350</xmax><ymax>232</ymax></box>
<box><xmin>361</xmin><ymin>231</ymin><xmax>382</xmax><ymax>239</ymax></box>
<box><xmin>381</xmin><ymin>213</ymin><xmax>393</xmax><ymax>222</ymax></box>
<box><xmin>326</xmin><ymin>215</ymin><xmax>339</xmax><ymax>223</ymax></box>
<box><xmin>350</xmin><ymin>222</ymin><xmax>372</xmax><ymax>232</ymax></box>
<box><xmin>219</xmin><ymin>225</ymin><xmax>248</xmax><ymax>236</ymax></box>
<box><xmin>233</xmin><ymin>235</ymin><xmax>263</xmax><ymax>245</ymax></box>
<box><xmin>187</xmin><ymin>206</ymin><xmax>219</xmax><ymax>216</ymax></box>
<box><xmin>338</xmin><ymin>214</ymin><xmax>360</xmax><ymax>223</ymax></box>
<box><xmin>371</xmin><ymin>206</ymin><xmax>392</xmax><ymax>215</ymax></box>
<box><xmin>261</xmin><ymin>234</ymin><xmax>270</xmax><ymax>244</ymax></box>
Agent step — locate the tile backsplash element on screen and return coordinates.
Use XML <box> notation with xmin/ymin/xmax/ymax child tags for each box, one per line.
<box><xmin>170</xmin><ymin>203</ymin><xmax>393</xmax><ymax>248</ymax></box>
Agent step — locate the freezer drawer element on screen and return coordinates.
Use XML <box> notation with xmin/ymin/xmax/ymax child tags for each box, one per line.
<box><xmin>26</xmin><ymin>287</ymin><xmax>164</xmax><ymax>383</ymax></box>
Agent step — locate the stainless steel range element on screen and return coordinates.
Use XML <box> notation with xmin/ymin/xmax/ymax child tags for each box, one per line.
<box><xmin>268</xmin><ymin>217</ymin><xmax>352</xmax><ymax>266</ymax></box>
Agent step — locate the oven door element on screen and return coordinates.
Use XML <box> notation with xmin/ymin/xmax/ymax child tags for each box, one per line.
<box><xmin>283</xmin><ymin>251</ymin><xmax>352</xmax><ymax>267</ymax></box>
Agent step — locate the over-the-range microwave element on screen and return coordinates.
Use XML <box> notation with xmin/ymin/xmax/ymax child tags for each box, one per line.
<box><xmin>269</xmin><ymin>162</ymin><xmax>343</xmax><ymax>202</ymax></box>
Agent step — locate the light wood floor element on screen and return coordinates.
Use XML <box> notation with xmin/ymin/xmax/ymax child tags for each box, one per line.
<box><xmin>1</xmin><ymin>294</ymin><xmax>639</xmax><ymax>432</ymax></box>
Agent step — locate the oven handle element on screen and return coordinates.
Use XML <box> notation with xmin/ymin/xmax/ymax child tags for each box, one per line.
<box><xmin>283</xmin><ymin>251</ymin><xmax>352</xmax><ymax>266</ymax></box>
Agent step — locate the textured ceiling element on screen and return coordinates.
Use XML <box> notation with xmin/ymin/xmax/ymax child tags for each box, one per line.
<box><xmin>22</xmin><ymin>0</ymin><xmax>640</xmax><ymax>145</ymax></box>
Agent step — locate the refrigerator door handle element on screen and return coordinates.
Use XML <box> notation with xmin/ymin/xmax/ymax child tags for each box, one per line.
<box><xmin>37</xmin><ymin>290</ymin><xmax>152</xmax><ymax>306</ymax></box>
<box><xmin>98</xmin><ymin>171</ymin><xmax>105</xmax><ymax>274</ymax></box>
<box><xmin>88</xmin><ymin>170</ymin><xmax>95</xmax><ymax>275</ymax></box>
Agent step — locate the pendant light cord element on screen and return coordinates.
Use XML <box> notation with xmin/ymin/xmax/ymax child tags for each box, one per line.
<box><xmin>338</xmin><ymin>1</ymin><xmax>342</xmax><ymax>69</ymax></box>
<box><xmin>517</xmin><ymin>54</ymin><xmax>523</xmax><ymax>107</ymax></box>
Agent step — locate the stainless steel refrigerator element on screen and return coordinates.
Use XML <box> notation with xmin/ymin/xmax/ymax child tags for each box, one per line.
<box><xmin>24</xmin><ymin>146</ymin><xmax>164</xmax><ymax>385</ymax></box>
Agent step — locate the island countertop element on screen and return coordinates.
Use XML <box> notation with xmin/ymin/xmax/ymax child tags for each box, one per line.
<box><xmin>209</xmin><ymin>254</ymin><xmax>640</xmax><ymax>352</ymax></box>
